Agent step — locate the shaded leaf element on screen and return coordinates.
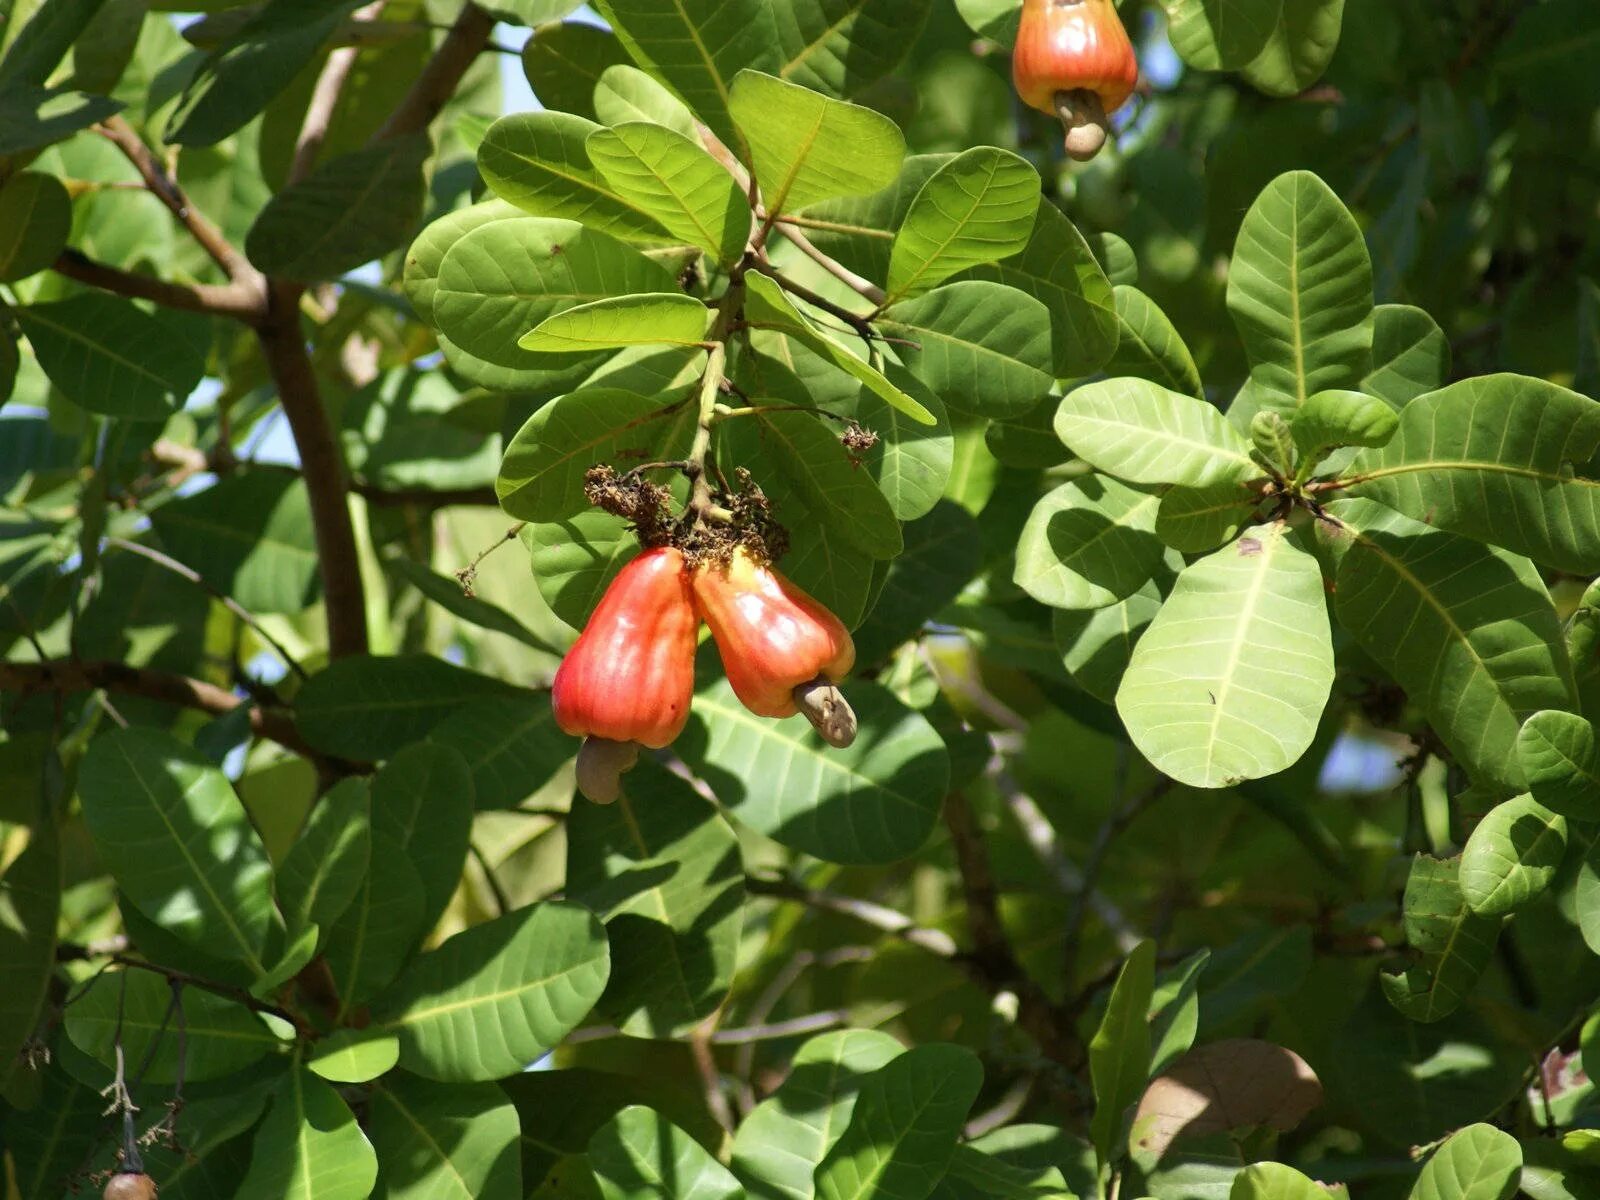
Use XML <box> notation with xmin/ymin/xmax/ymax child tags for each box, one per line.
<box><xmin>0</xmin><ymin>84</ymin><xmax>121</xmax><ymax>155</ymax></box>
<box><xmin>1240</xmin><ymin>0</ymin><xmax>1346</xmax><ymax>97</ymax></box>
<box><xmin>1161</xmin><ymin>0</ymin><xmax>1279</xmax><ymax>70</ymax></box>
<box><xmin>1516</xmin><ymin>710</ymin><xmax>1600</xmax><ymax>821</ymax></box>
<box><xmin>0</xmin><ymin>815</ymin><xmax>57</xmax><ymax>1090</ymax></box>
<box><xmin>371</xmin><ymin>742</ymin><xmax>475</xmax><ymax>936</ymax></box>
<box><xmin>1363</xmin><ymin>303</ymin><xmax>1449</xmax><ymax>409</ymax></box>
<box><xmin>1412</xmin><ymin>1124</ymin><xmax>1522</xmax><ymax>1200</ymax></box>
<box><xmin>590</xmin><ymin>1105</ymin><xmax>742</xmax><ymax>1200</ymax></box>
<box><xmin>369</xmin><ymin>1075</ymin><xmax>523</xmax><ymax>1200</ymax></box>
<box><xmin>236</xmin><ymin>1066</ymin><xmax>379</xmax><ymax>1200</ymax></box>
<box><xmin>275</xmin><ymin>775</ymin><xmax>370</xmax><ymax>939</ymax></box>
<box><xmin>1381</xmin><ymin>855</ymin><xmax>1500</xmax><ymax>1023</ymax></box>
<box><xmin>1090</xmin><ymin>939</ymin><xmax>1156</xmax><ymax>1166</ymax></box>
<box><xmin>1156</xmin><ymin>482</ymin><xmax>1259</xmax><ymax>554</ymax></box>
<box><xmin>246</xmin><ymin>134</ymin><xmax>428</xmax><ymax>280</ymax></box>
<box><xmin>1014</xmin><ymin>476</ymin><xmax>1163</xmax><ymax>610</ymax></box>
<box><xmin>689</xmin><ymin>679</ymin><xmax>947</xmax><ymax>864</ymax></box>
<box><xmin>1103</xmin><ymin>285</ymin><xmax>1203</xmax><ymax>397</ymax></box>
<box><xmin>775</xmin><ymin>0</ymin><xmax>931</xmax><ymax>97</ymax></box>
<box><xmin>521</xmin><ymin>19</ymin><xmax>626</xmax><ymax>121</ymax></box>
<box><xmin>429</xmin><ymin>694</ymin><xmax>573</xmax><ymax>811</ymax></box>
<box><xmin>0</xmin><ymin>171</ymin><xmax>70</xmax><ymax>282</ymax></box>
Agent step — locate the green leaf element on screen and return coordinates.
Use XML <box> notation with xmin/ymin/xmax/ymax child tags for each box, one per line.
<box><xmin>497</xmin><ymin>387</ymin><xmax>697</xmax><ymax>522</ymax></box>
<box><xmin>485</xmin><ymin>0</ymin><xmax>586</xmax><ymax>23</ymax></box>
<box><xmin>433</xmin><ymin>218</ymin><xmax>674</xmax><ymax>383</ymax></box>
<box><xmin>1102</xmin><ymin>285</ymin><xmax>1202</xmax><ymax>397</ymax></box>
<box><xmin>931</xmin><ymin>1146</ymin><xmax>1075</xmax><ymax>1200</ymax></box>
<box><xmin>0</xmin><ymin>0</ymin><xmax>108</xmax><ymax>88</ymax></box>
<box><xmin>1347</xmin><ymin>375</ymin><xmax>1600</xmax><ymax>573</ymax></box>
<box><xmin>275</xmin><ymin>775</ymin><xmax>370</xmax><ymax>939</ymax></box>
<box><xmin>1240</xmin><ymin>0</ymin><xmax>1346</xmax><ymax>97</ymax></box>
<box><xmin>1459</xmin><ymin>794</ymin><xmax>1566</xmax><ymax>917</ymax></box>
<box><xmin>0</xmin><ymin>171</ymin><xmax>69</xmax><ymax>282</ymax></box>
<box><xmin>371</xmin><ymin>743</ymin><xmax>475</xmax><ymax>936</ymax></box>
<box><xmin>1411</xmin><ymin>1123</ymin><xmax>1522</xmax><ymax>1200</ymax></box>
<box><xmin>741</xmin><ymin>408</ymin><xmax>903</xmax><ymax>558</ymax></box>
<box><xmin>800</xmin><ymin>153</ymin><xmax>947</xmax><ymax>285</ymax></box>
<box><xmin>306</xmin><ymin>1028</ymin><xmax>399</xmax><ymax>1083</ymax></box>
<box><xmin>167</xmin><ymin>0</ymin><xmax>357</xmax><ymax>145</ymax></box>
<box><xmin>0</xmin><ymin>84</ymin><xmax>121</xmax><ymax>155</ymax></box>
<box><xmin>1161</xmin><ymin>0</ymin><xmax>1280</xmax><ymax>71</ymax></box>
<box><xmin>368</xmin><ymin>1075</ymin><xmax>523</xmax><ymax>1200</ymax></box>
<box><xmin>1054</xmin><ymin>569</ymin><xmax>1170</xmax><ymax>705</ymax></box>
<box><xmin>322</xmin><ymin>829</ymin><xmax>427</xmax><ymax>1012</ymax></box>
<box><xmin>372</xmin><ymin>901</ymin><xmax>610</xmax><ymax>1082</ymax></box>
<box><xmin>1577</xmin><ymin>837</ymin><xmax>1600</xmax><ymax>958</ymax></box>
<box><xmin>1324</xmin><ymin>500</ymin><xmax>1575</xmax><ymax>794</ymax></box>
<box><xmin>593</xmin><ymin>63</ymin><xmax>698</xmax><ymax>137</ymax></box>
<box><xmin>730</xmin><ymin>68</ymin><xmax>905</xmax><ymax>217</ymax></box>
<box><xmin>590</xmin><ymin>1105</ymin><xmax>742</xmax><ymax>1200</ymax></box>
<box><xmin>1014</xmin><ymin>476</ymin><xmax>1163</xmax><ymax>610</ymax></box>
<box><xmin>886</xmin><ymin>147</ymin><xmax>1039</xmax><ymax>304</ymax></box>
<box><xmin>1118</xmin><ymin>523</ymin><xmax>1334</xmax><ymax>788</ymax></box>
<box><xmin>524</xmin><ymin>509</ymin><xmax>640</xmax><ymax>631</ymax></box>
<box><xmin>429</xmin><ymin>694</ymin><xmax>573</xmax><ymax>811</ymax></box>
<box><xmin>592</xmin><ymin>0</ymin><xmax>780</xmax><ymax>151</ymax></box>
<box><xmin>743</xmin><ymin>271</ymin><xmax>936</xmax><ymax>425</ymax></box>
<box><xmin>78</xmin><ymin>727</ymin><xmax>274</xmax><ymax>974</ymax></box>
<box><xmin>813</xmin><ymin>1044</ymin><xmax>983</xmax><ymax>1200</ymax></box>
<box><xmin>1516</xmin><ymin>711</ymin><xmax>1600</xmax><ymax>821</ymax></box>
<box><xmin>294</xmin><ymin>654</ymin><xmax>524</xmax><ymax>761</ymax></box>
<box><xmin>1089</xmin><ymin>939</ymin><xmax>1155</xmax><ymax>1166</ymax></box>
<box><xmin>388</xmin><ymin>557</ymin><xmax>557</xmax><ymax>654</ymax></box>
<box><xmin>520</xmin><ymin>292</ymin><xmax>712</xmax><ymax>353</ymax></box>
<box><xmin>1381</xmin><ymin>855</ymin><xmax>1500</xmax><ymax>1024</ymax></box>
<box><xmin>521</xmin><ymin>19</ymin><xmax>626</xmax><ymax>121</ymax></box>
<box><xmin>586</xmin><ymin>121</ymin><xmax>750</xmax><ymax>265</ymax></box>
<box><xmin>0</xmin><ymin>816</ymin><xmax>57</xmax><ymax>1091</ymax></box>
<box><xmin>964</xmin><ymin>201</ymin><xmax>1119</xmax><ymax>378</ymax></box>
<box><xmin>1156</xmin><ymin>482</ymin><xmax>1259</xmax><ymax>554</ymax></box>
<box><xmin>246</xmin><ymin>134</ymin><xmax>427</xmax><ymax>280</ymax></box>
<box><xmin>776</xmin><ymin>0</ymin><xmax>931</xmax><ymax>97</ymax></box>
<box><xmin>732</xmin><ymin>1029</ymin><xmax>905</xmax><ymax>1200</ymax></box>
<box><xmin>1290</xmin><ymin>388</ymin><xmax>1398</xmax><ymax>461</ymax></box>
<box><xmin>1149</xmin><ymin>948</ymin><xmax>1210</xmax><ymax>1075</ymax></box>
<box><xmin>16</xmin><ymin>293</ymin><xmax>204</xmax><ymax>420</ymax></box>
<box><xmin>1229</xmin><ymin>1163</ymin><xmax>1328</xmax><ymax>1200</ymax></box>
<box><xmin>236</xmin><ymin>1066</ymin><xmax>379</xmax><ymax>1200</ymax></box>
<box><xmin>478</xmin><ymin>111</ymin><xmax>675</xmax><ymax>244</ymax></box>
<box><xmin>1250</xmin><ymin>410</ymin><xmax>1297</xmax><ymax>476</ymax></box>
<box><xmin>1363</xmin><ymin>303</ymin><xmax>1449</xmax><ymax>409</ymax></box>
<box><xmin>149</xmin><ymin>471</ymin><xmax>319</xmax><ymax>615</ymax></box>
<box><xmin>853</xmin><ymin>500</ymin><xmax>983</xmax><ymax>666</ymax></box>
<box><xmin>1056</xmin><ymin>378</ymin><xmax>1257</xmax><ymax>488</ymax></box>
<box><xmin>1496</xmin><ymin>0</ymin><xmax>1600</xmax><ymax>113</ymax></box>
<box><xmin>953</xmin><ymin>0</ymin><xmax>1021</xmax><ymax>44</ymax></box>
<box><xmin>568</xmin><ymin>760</ymin><xmax>744</xmax><ymax>1036</ymax></box>
<box><xmin>403</xmin><ymin>198</ymin><xmax>525</xmax><ymax>327</ymax></box>
<box><xmin>878</xmin><ymin>281</ymin><xmax>1054</xmax><ymax>419</ymax></box>
<box><xmin>690</xmin><ymin>679</ymin><xmax>948</xmax><ymax>864</ymax></box>
<box><xmin>1226</xmin><ymin>170</ymin><xmax>1372</xmax><ymax>411</ymax></box>
<box><xmin>66</xmin><ymin>968</ymin><xmax>284</xmax><ymax>1083</ymax></box>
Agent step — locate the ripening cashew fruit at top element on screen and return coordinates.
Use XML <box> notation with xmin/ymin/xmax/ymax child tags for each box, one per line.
<box><xmin>1011</xmin><ymin>0</ymin><xmax>1140</xmax><ymax>162</ymax></box>
<box><xmin>691</xmin><ymin>547</ymin><xmax>858</xmax><ymax>750</ymax></box>
<box><xmin>551</xmin><ymin>545</ymin><xmax>699</xmax><ymax>804</ymax></box>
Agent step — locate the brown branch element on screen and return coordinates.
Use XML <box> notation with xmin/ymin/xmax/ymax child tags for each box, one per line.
<box><xmin>95</xmin><ymin>116</ymin><xmax>263</xmax><ymax>294</ymax></box>
<box><xmin>774</xmin><ymin>219</ymin><xmax>888</xmax><ymax>306</ymax></box>
<box><xmin>373</xmin><ymin>1</ymin><xmax>495</xmax><ymax>142</ymax></box>
<box><xmin>944</xmin><ymin>791</ymin><xmax>1083</xmax><ymax>1072</ymax></box>
<box><xmin>52</xmin><ymin>249</ymin><xmax>265</xmax><ymax>323</ymax></box>
<box><xmin>288</xmin><ymin>1</ymin><xmax>387</xmax><ymax>185</ymax></box>
<box><xmin>257</xmin><ymin>285</ymin><xmax>369</xmax><ymax>659</ymax></box>
<box><xmin>0</xmin><ymin>659</ymin><xmax>356</xmax><ymax>772</ymax></box>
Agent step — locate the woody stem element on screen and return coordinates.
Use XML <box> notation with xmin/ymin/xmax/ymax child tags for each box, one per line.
<box><xmin>686</xmin><ymin>341</ymin><xmax>730</xmax><ymax>525</ymax></box>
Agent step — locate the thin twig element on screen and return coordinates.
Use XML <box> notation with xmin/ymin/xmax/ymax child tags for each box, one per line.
<box><xmin>744</xmin><ymin>874</ymin><xmax>960</xmax><ymax>958</ymax></box>
<box><xmin>757</xmin><ymin>265</ymin><xmax>878</xmax><ymax>343</ymax></box>
<box><xmin>105</xmin><ymin>538</ymin><xmax>307</xmax><ymax>679</ymax></box>
<box><xmin>710</xmin><ymin>1011</ymin><xmax>849</xmax><ymax>1045</ymax></box>
<box><xmin>772</xmin><ymin>219</ymin><xmax>887</xmax><ymax>306</ymax></box>
<box><xmin>2</xmin><ymin>660</ymin><xmax>358</xmax><ymax>771</ymax></box>
<box><xmin>455</xmin><ymin>522</ymin><xmax>527</xmax><ymax>597</ymax></box>
<box><xmin>1062</xmin><ymin>778</ymin><xmax>1172</xmax><ymax>970</ymax></box>
<box><xmin>52</xmin><ymin>249</ymin><xmax>264</xmax><ymax>323</ymax></box>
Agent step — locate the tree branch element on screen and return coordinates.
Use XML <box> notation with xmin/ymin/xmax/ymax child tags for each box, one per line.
<box><xmin>0</xmin><ymin>659</ymin><xmax>355</xmax><ymax>771</ymax></box>
<box><xmin>257</xmin><ymin>286</ymin><xmax>370</xmax><ymax>659</ymax></box>
<box><xmin>773</xmin><ymin>219</ymin><xmax>887</xmax><ymax>306</ymax></box>
<box><xmin>943</xmin><ymin>791</ymin><xmax>1083</xmax><ymax>1071</ymax></box>
<box><xmin>95</xmin><ymin>116</ymin><xmax>263</xmax><ymax>293</ymax></box>
<box><xmin>52</xmin><ymin>249</ymin><xmax>265</xmax><ymax>323</ymax></box>
<box><xmin>744</xmin><ymin>874</ymin><xmax>960</xmax><ymax>958</ymax></box>
<box><xmin>350</xmin><ymin>480</ymin><xmax>498</xmax><ymax>507</ymax></box>
<box><xmin>288</xmin><ymin>0</ymin><xmax>387</xmax><ymax>186</ymax></box>
<box><xmin>373</xmin><ymin>1</ymin><xmax>495</xmax><ymax>141</ymax></box>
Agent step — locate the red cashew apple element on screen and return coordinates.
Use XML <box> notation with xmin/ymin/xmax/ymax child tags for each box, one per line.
<box><xmin>552</xmin><ymin>546</ymin><xmax>698</xmax><ymax>802</ymax></box>
<box><xmin>692</xmin><ymin>547</ymin><xmax>858</xmax><ymax>747</ymax></box>
<box><xmin>1012</xmin><ymin>0</ymin><xmax>1139</xmax><ymax>161</ymax></box>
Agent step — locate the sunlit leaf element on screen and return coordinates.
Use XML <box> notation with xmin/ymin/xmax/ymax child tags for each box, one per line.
<box><xmin>1056</xmin><ymin>378</ymin><xmax>1257</xmax><ymax>488</ymax></box>
<box><xmin>1459</xmin><ymin>793</ymin><xmax>1565</xmax><ymax>917</ymax></box>
<box><xmin>1381</xmin><ymin>855</ymin><xmax>1499</xmax><ymax>1024</ymax></box>
<box><xmin>1411</xmin><ymin>1123</ymin><xmax>1522</xmax><ymax>1200</ymax></box>
<box><xmin>1014</xmin><ymin>476</ymin><xmax>1164</xmax><ymax>610</ymax></box>
<box><xmin>368</xmin><ymin>1075</ymin><xmax>523</xmax><ymax>1200</ymax></box>
<box><xmin>236</xmin><ymin>1066</ymin><xmax>379</xmax><ymax>1200</ymax></box>
<box><xmin>587</xmin><ymin>121</ymin><xmax>750</xmax><ymax>265</ymax></box>
<box><xmin>590</xmin><ymin>1105</ymin><xmax>742</xmax><ymax>1200</ymax></box>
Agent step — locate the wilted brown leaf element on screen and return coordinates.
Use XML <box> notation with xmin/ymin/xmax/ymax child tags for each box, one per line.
<box><xmin>1130</xmin><ymin>1037</ymin><xmax>1323</xmax><ymax>1159</ymax></box>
